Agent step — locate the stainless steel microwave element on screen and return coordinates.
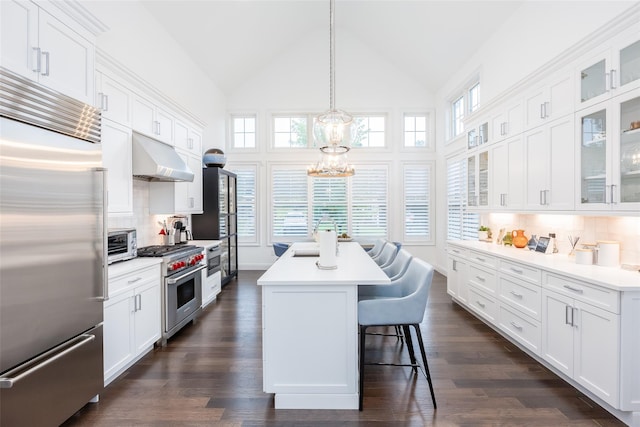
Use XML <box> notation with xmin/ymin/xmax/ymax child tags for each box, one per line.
<box><xmin>107</xmin><ymin>228</ymin><xmax>137</xmax><ymax>264</ymax></box>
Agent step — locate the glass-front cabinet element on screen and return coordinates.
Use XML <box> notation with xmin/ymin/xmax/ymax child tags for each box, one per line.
<box><xmin>577</xmin><ymin>28</ymin><xmax>640</xmax><ymax>110</ymax></box>
<box><xmin>467</xmin><ymin>150</ymin><xmax>489</xmax><ymax>209</ymax></box>
<box><xmin>578</xmin><ymin>91</ymin><xmax>640</xmax><ymax>211</ymax></box>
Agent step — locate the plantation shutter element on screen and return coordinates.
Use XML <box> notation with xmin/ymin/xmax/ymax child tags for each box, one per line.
<box><xmin>272</xmin><ymin>168</ymin><xmax>308</xmax><ymax>237</ymax></box>
<box><xmin>352</xmin><ymin>167</ymin><xmax>388</xmax><ymax>238</ymax></box>
<box><xmin>403</xmin><ymin>164</ymin><xmax>432</xmax><ymax>242</ymax></box>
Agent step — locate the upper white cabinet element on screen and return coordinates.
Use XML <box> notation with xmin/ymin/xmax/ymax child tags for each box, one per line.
<box><xmin>96</xmin><ymin>71</ymin><xmax>132</xmax><ymax>126</ymax></box>
<box><xmin>149</xmin><ymin>152</ymin><xmax>203</xmax><ymax>215</ymax></box>
<box><xmin>490</xmin><ymin>98</ymin><xmax>524</xmax><ymax>144</ymax></box>
<box><xmin>0</xmin><ymin>0</ymin><xmax>95</xmax><ymax>104</ymax></box>
<box><xmin>491</xmin><ymin>135</ymin><xmax>524</xmax><ymax>210</ymax></box>
<box><xmin>577</xmin><ymin>90</ymin><xmax>640</xmax><ymax>212</ymax></box>
<box><xmin>524</xmin><ymin>69</ymin><xmax>574</xmax><ymax>130</ymax></box>
<box><xmin>133</xmin><ymin>95</ymin><xmax>174</xmax><ymax>145</ymax></box>
<box><xmin>524</xmin><ymin>115</ymin><xmax>575</xmax><ymax>211</ymax></box>
<box><xmin>102</xmin><ymin>119</ymin><xmax>133</xmax><ymax>215</ymax></box>
<box><xmin>466</xmin><ymin>120</ymin><xmax>489</xmax><ymax>150</ymax></box>
<box><xmin>467</xmin><ymin>149</ymin><xmax>489</xmax><ymax>209</ymax></box>
<box><xmin>576</xmin><ymin>27</ymin><xmax>640</xmax><ymax>111</ymax></box>
<box><xmin>175</xmin><ymin>120</ymin><xmax>203</xmax><ymax>157</ymax></box>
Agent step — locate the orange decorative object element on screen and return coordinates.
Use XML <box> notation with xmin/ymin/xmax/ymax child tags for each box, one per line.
<box><xmin>512</xmin><ymin>229</ymin><xmax>528</xmax><ymax>248</ymax></box>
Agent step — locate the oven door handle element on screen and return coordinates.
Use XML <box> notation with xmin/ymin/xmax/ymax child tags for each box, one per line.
<box><xmin>166</xmin><ymin>264</ymin><xmax>206</xmax><ymax>284</ymax></box>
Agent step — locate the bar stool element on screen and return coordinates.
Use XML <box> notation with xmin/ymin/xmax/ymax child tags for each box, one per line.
<box><xmin>273</xmin><ymin>242</ymin><xmax>289</xmax><ymax>257</ymax></box>
<box><xmin>358</xmin><ymin>257</ymin><xmax>437</xmax><ymax>411</ymax></box>
<box><xmin>373</xmin><ymin>242</ymin><xmax>398</xmax><ymax>269</ymax></box>
<box><xmin>367</xmin><ymin>238</ymin><xmax>386</xmax><ymax>258</ymax></box>
<box><xmin>381</xmin><ymin>248</ymin><xmax>412</xmax><ymax>281</ymax></box>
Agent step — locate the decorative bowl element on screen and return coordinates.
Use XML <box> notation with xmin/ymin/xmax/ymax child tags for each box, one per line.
<box><xmin>203</xmin><ymin>148</ymin><xmax>226</xmax><ymax>168</ymax></box>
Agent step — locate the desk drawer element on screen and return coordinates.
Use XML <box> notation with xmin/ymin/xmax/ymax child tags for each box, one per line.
<box><xmin>468</xmin><ymin>285</ymin><xmax>498</xmax><ymax>325</ymax></box>
<box><xmin>500</xmin><ymin>259</ymin><xmax>541</xmax><ymax>285</ymax></box>
<box><xmin>543</xmin><ymin>273</ymin><xmax>619</xmax><ymax>314</ymax></box>
<box><xmin>499</xmin><ymin>276</ymin><xmax>541</xmax><ymax>321</ymax></box>
<box><xmin>469</xmin><ymin>264</ymin><xmax>497</xmax><ymax>294</ymax></box>
<box><xmin>499</xmin><ymin>305</ymin><xmax>541</xmax><ymax>355</ymax></box>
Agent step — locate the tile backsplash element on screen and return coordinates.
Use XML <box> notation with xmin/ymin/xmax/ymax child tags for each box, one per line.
<box><xmin>482</xmin><ymin>213</ymin><xmax>640</xmax><ymax>265</ymax></box>
<box><xmin>107</xmin><ymin>180</ymin><xmax>183</xmax><ymax>247</ymax></box>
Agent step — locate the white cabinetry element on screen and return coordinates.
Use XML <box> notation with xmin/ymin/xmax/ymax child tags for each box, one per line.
<box><xmin>202</xmin><ymin>270</ymin><xmax>221</xmax><ymax>308</ymax></box>
<box><xmin>541</xmin><ymin>284</ymin><xmax>619</xmax><ymax>407</ymax></box>
<box><xmin>104</xmin><ymin>262</ymin><xmax>161</xmax><ymax>386</ymax></box>
<box><xmin>524</xmin><ymin>115</ymin><xmax>575</xmax><ymax>210</ymax></box>
<box><xmin>96</xmin><ymin>71</ymin><xmax>132</xmax><ymax>126</ymax></box>
<box><xmin>0</xmin><ymin>0</ymin><xmax>95</xmax><ymax>104</ymax></box>
<box><xmin>132</xmin><ymin>95</ymin><xmax>174</xmax><ymax>144</ymax></box>
<box><xmin>576</xmin><ymin>28</ymin><xmax>640</xmax><ymax>110</ymax></box>
<box><xmin>102</xmin><ymin>119</ymin><xmax>133</xmax><ymax>215</ymax></box>
<box><xmin>467</xmin><ymin>149</ymin><xmax>489</xmax><ymax>209</ymax></box>
<box><xmin>491</xmin><ymin>135</ymin><xmax>524</xmax><ymax>210</ymax></box>
<box><xmin>577</xmin><ymin>91</ymin><xmax>640</xmax><ymax>212</ymax></box>
<box><xmin>175</xmin><ymin>120</ymin><xmax>203</xmax><ymax>156</ymax></box>
<box><xmin>446</xmin><ymin>246</ymin><xmax>468</xmax><ymax>304</ymax></box>
<box><xmin>491</xmin><ymin>98</ymin><xmax>524</xmax><ymax>144</ymax></box>
<box><xmin>524</xmin><ymin>69</ymin><xmax>573</xmax><ymax>130</ymax></box>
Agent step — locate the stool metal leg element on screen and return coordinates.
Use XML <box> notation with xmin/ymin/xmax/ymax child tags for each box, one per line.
<box><xmin>402</xmin><ymin>325</ymin><xmax>418</xmax><ymax>373</ymax></box>
<box><xmin>413</xmin><ymin>324</ymin><xmax>437</xmax><ymax>409</ymax></box>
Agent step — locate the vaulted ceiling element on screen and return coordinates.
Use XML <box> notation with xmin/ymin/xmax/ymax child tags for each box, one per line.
<box><xmin>139</xmin><ymin>1</ymin><xmax>524</xmax><ymax>96</ymax></box>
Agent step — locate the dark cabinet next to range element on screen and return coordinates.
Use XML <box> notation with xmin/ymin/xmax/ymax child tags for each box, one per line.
<box><xmin>191</xmin><ymin>167</ymin><xmax>237</xmax><ymax>285</ymax></box>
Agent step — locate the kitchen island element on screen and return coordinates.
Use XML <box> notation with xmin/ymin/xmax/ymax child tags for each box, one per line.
<box><xmin>258</xmin><ymin>241</ymin><xmax>390</xmax><ymax>409</ymax></box>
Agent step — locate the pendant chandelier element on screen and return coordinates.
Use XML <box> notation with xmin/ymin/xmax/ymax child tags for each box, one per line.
<box><xmin>307</xmin><ymin>0</ymin><xmax>355</xmax><ymax>178</ymax></box>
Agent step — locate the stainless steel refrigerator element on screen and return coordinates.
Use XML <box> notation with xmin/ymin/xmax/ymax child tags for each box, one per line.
<box><xmin>0</xmin><ymin>67</ymin><xmax>105</xmax><ymax>426</ymax></box>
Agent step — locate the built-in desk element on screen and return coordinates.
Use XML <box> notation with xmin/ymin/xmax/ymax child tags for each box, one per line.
<box><xmin>257</xmin><ymin>241</ymin><xmax>390</xmax><ymax>409</ymax></box>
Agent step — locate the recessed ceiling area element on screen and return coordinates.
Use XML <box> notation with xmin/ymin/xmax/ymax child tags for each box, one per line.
<box><xmin>139</xmin><ymin>1</ymin><xmax>525</xmax><ymax>95</ymax></box>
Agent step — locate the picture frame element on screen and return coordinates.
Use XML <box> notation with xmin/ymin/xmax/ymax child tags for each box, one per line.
<box><xmin>535</xmin><ymin>236</ymin><xmax>552</xmax><ymax>254</ymax></box>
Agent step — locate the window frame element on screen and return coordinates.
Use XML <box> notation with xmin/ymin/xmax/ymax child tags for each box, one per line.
<box><xmin>270</xmin><ymin>113</ymin><xmax>316</xmax><ymax>150</ymax></box>
<box><xmin>228</xmin><ymin>113</ymin><xmax>258</xmax><ymax>152</ymax></box>
<box><xmin>402</xmin><ymin>161</ymin><xmax>435</xmax><ymax>245</ymax></box>
<box><xmin>350</xmin><ymin>114</ymin><xmax>388</xmax><ymax>148</ymax></box>
<box><xmin>402</xmin><ymin>111</ymin><xmax>435</xmax><ymax>151</ymax></box>
<box><xmin>226</xmin><ymin>162</ymin><xmax>259</xmax><ymax>245</ymax></box>
<box><xmin>446</xmin><ymin>74</ymin><xmax>481</xmax><ymax>143</ymax></box>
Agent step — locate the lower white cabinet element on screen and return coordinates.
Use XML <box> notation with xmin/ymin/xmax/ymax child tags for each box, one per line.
<box><xmin>104</xmin><ymin>264</ymin><xmax>161</xmax><ymax>386</ymax></box>
<box><xmin>541</xmin><ymin>288</ymin><xmax>620</xmax><ymax>407</ymax></box>
<box><xmin>202</xmin><ymin>270</ymin><xmax>221</xmax><ymax>308</ymax></box>
<box><xmin>447</xmin><ymin>250</ymin><xmax>468</xmax><ymax>304</ymax></box>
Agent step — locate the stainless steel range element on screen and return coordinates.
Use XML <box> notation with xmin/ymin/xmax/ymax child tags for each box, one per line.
<box><xmin>137</xmin><ymin>244</ymin><xmax>205</xmax><ymax>345</ymax></box>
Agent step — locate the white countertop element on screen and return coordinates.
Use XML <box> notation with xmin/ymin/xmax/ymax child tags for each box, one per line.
<box><xmin>108</xmin><ymin>257</ymin><xmax>162</xmax><ymax>279</ymax></box>
<box><xmin>258</xmin><ymin>241</ymin><xmax>390</xmax><ymax>286</ymax></box>
<box><xmin>448</xmin><ymin>240</ymin><xmax>640</xmax><ymax>291</ymax></box>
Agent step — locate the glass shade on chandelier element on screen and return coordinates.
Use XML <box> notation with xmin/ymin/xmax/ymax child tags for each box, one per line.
<box><xmin>307</xmin><ymin>0</ymin><xmax>355</xmax><ymax>178</ymax></box>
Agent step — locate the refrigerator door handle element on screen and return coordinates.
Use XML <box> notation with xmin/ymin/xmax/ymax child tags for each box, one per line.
<box><xmin>95</xmin><ymin>167</ymin><xmax>109</xmax><ymax>301</ymax></box>
<box><xmin>0</xmin><ymin>334</ymin><xmax>96</xmax><ymax>388</ymax></box>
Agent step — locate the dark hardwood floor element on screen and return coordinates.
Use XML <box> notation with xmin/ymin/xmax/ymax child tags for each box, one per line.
<box><xmin>63</xmin><ymin>270</ymin><xmax>623</xmax><ymax>426</ymax></box>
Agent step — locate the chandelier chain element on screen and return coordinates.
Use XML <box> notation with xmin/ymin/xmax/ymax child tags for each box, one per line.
<box><xmin>329</xmin><ymin>0</ymin><xmax>335</xmax><ymax>111</ymax></box>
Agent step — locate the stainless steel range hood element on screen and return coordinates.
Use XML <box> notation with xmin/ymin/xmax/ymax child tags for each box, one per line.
<box><xmin>132</xmin><ymin>131</ymin><xmax>194</xmax><ymax>182</ymax></box>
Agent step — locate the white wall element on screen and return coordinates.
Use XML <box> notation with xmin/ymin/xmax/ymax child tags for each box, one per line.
<box><xmin>434</xmin><ymin>1</ymin><xmax>638</xmax><ymax>273</ymax></box>
<box><xmin>227</xmin><ymin>29</ymin><xmax>435</xmax><ymax>269</ymax></box>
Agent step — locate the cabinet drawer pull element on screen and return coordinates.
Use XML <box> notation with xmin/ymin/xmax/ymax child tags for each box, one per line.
<box><xmin>475</xmin><ymin>275</ymin><xmax>486</xmax><ymax>282</ymax></box>
<box><xmin>563</xmin><ymin>284</ymin><xmax>583</xmax><ymax>293</ymax></box>
<box><xmin>509</xmin><ymin>321</ymin><xmax>523</xmax><ymax>330</ymax></box>
<box><xmin>127</xmin><ymin>277</ymin><xmax>143</xmax><ymax>284</ymax></box>
<box><xmin>510</xmin><ymin>290</ymin><xmax>523</xmax><ymax>298</ymax></box>
<box><xmin>510</xmin><ymin>267</ymin><xmax>523</xmax><ymax>274</ymax></box>
<box><xmin>476</xmin><ymin>300</ymin><xmax>485</xmax><ymax>309</ymax></box>
<box><xmin>610</xmin><ymin>69</ymin><xmax>617</xmax><ymax>89</ymax></box>
<box><xmin>475</xmin><ymin>257</ymin><xmax>485</xmax><ymax>262</ymax></box>
<box><xmin>32</xmin><ymin>47</ymin><xmax>42</xmax><ymax>73</ymax></box>
<box><xmin>41</xmin><ymin>51</ymin><xmax>50</xmax><ymax>76</ymax></box>
<box><xmin>452</xmin><ymin>249</ymin><xmax>460</xmax><ymax>254</ymax></box>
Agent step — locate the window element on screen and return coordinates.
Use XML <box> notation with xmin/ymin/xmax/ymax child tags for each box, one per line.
<box><xmin>273</xmin><ymin>116</ymin><xmax>308</xmax><ymax>148</ymax></box>
<box><xmin>271</xmin><ymin>168</ymin><xmax>308</xmax><ymax>237</ymax></box>
<box><xmin>231</xmin><ymin>115</ymin><xmax>256</xmax><ymax>148</ymax></box>
<box><xmin>351</xmin><ymin>167</ymin><xmax>388</xmax><ymax>238</ymax></box>
<box><xmin>468</xmin><ymin>83</ymin><xmax>480</xmax><ymax>113</ymax></box>
<box><xmin>351</xmin><ymin>115</ymin><xmax>386</xmax><ymax>147</ymax></box>
<box><xmin>403</xmin><ymin>163</ymin><xmax>433</xmax><ymax>243</ymax></box>
<box><xmin>449</xmin><ymin>78</ymin><xmax>481</xmax><ymax>140</ymax></box>
<box><xmin>452</xmin><ymin>96</ymin><xmax>465</xmax><ymax>138</ymax></box>
<box><xmin>447</xmin><ymin>156</ymin><xmax>479</xmax><ymax>240</ymax></box>
<box><xmin>404</xmin><ymin>113</ymin><xmax>429</xmax><ymax>148</ymax></box>
<box><xmin>270</xmin><ymin>165</ymin><xmax>388</xmax><ymax>241</ymax></box>
<box><xmin>228</xmin><ymin>165</ymin><xmax>257</xmax><ymax>243</ymax></box>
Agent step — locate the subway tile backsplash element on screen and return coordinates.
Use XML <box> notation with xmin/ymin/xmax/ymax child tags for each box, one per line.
<box><xmin>483</xmin><ymin>213</ymin><xmax>640</xmax><ymax>266</ymax></box>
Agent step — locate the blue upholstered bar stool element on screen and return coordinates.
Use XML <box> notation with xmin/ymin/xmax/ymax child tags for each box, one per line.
<box><xmin>373</xmin><ymin>241</ymin><xmax>398</xmax><ymax>269</ymax></box>
<box><xmin>358</xmin><ymin>257</ymin><xmax>437</xmax><ymax>411</ymax></box>
<box><xmin>381</xmin><ymin>249</ymin><xmax>412</xmax><ymax>281</ymax></box>
<box><xmin>272</xmin><ymin>242</ymin><xmax>289</xmax><ymax>257</ymax></box>
<box><xmin>367</xmin><ymin>238</ymin><xmax>386</xmax><ymax>258</ymax></box>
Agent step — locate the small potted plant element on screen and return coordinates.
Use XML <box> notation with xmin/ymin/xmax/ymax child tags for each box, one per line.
<box><xmin>478</xmin><ymin>225</ymin><xmax>491</xmax><ymax>241</ymax></box>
